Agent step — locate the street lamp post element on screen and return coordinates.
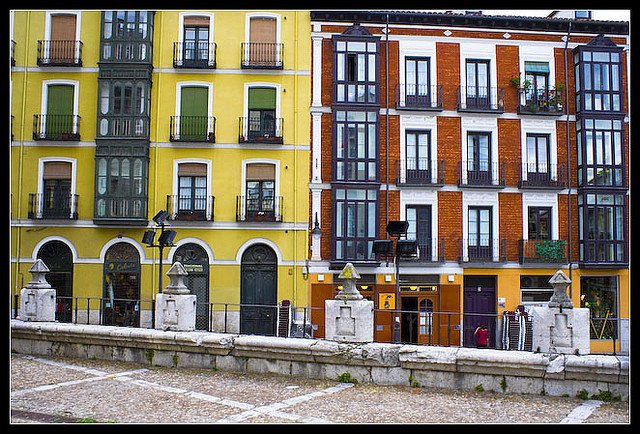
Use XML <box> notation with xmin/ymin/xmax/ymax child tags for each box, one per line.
<box><xmin>142</xmin><ymin>210</ymin><xmax>177</xmax><ymax>294</ymax></box>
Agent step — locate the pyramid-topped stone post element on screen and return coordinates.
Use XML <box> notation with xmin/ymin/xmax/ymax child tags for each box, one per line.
<box><xmin>547</xmin><ymin>270</ymin><xmax>573</xmax><ymax>309</ymax></box>
<box><xmin>325</xmin><ymin>262</ymin><xmax>373</xmax><ymax>342</ymax></box>
<box><xmin>154</xmin><ymin>261</ymin><xmax>197</xmax><ymax>331</ymax></box>
<box><xmin>19</xmin><ymin>259</ymin><xmax>56</xmax><ymax>322</ymax></box>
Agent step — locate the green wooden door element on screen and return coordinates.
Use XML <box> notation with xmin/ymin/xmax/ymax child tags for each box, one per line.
<box><xmin>46</xmin><ymin>85</ymin><xmax>74</xmax><ymax>139</ymax></box>
<box><xmin>180</xmin><ymin>86</ymin><xmax>208</xmax><ymax>140</ymax></box>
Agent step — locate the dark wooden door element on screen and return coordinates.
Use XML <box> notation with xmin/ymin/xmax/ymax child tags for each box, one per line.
<box><xmin>240</xmin><ymin>244</ymin><xmax>277</xmax><ymax>336</ymax></box>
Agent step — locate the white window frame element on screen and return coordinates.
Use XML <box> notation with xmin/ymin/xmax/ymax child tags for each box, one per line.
<box><xmin>243</xmin><ymin>82</ymin><xmax>282</xmax><ymax>139</ymax></box>
<box><xmin>177</xmin><ymin>12</ymin><xmax>215</xmax><ymax>66</ymax></box>
<box><xmin>40</xmin><ymin>79</ymin><xmax>80</xmax><ymax>137</ymax></box>
<box><xmin>240</xmin><ymin>158</ymin><xmax>281</xmax><ymax>222</ymax></box>
<box><xmin>175</xmin><ymin>81</ymin><xmax>214</xmax><ymax>139</ymax></box>
<box><xmin>172</xmin><ymin>158</ymin><xmax>213</xmax><ymax>220</ymax></box>
<box><xmin>37</xmin><ymin>157</ymin><xmax>77</xmax><ymax>219</ymax></box>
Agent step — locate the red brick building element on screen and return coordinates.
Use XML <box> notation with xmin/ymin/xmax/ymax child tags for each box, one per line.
<box><xmin>308</xmin><ymin>10</ymin><xmax>629</xmax><ymax>352</ymax></box>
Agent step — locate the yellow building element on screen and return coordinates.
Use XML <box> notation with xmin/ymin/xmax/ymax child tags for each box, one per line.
<box><xmin>10</xmin><ymin>10</ymin><xmax>311</xmax><ymax>335</ymax></box>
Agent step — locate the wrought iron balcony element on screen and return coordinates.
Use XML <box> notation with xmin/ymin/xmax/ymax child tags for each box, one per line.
<box><xmin>457</xmin><ymin>86</ymin><xmax>505</xmax><ymax>113</ymax></box>
<box><xmin>33</xmin><ymin>114</ymin><xmax>81</xmax><ymax>141</ymax></box>
<box><xmin>396</xmin><ymin>159</ymin><xmax>445</xmax><ymax>186</ymax></box>
<box><xmin>457</xmin><ymin>161</ymin><xmax>505</xmax><ymax>188</ymax></box>
<box><xmin>236</xmin><ymin>195</ymin><xmax>283</xmax><ymax>223</ymax></box>
<box><xmin>517</xmin><ymin>88</ymin><xmax>564</xmax><ymax>115</ymax></box>
<box><xmin>238</xmin><ymin>117</ymin><xmax>283</xmax><ymax>144</ymax></box>
<box><xmin>519</xmin><ymin>239</ymin><xmax>568</xmax><ymax>264</ymax></box>
<box><xmin>518</xmin><ymin>163</ymin><xmax>567</xmax><ymax>189</ymax></box>
<box><xmin>166</xmin><ymin>195</ymin><xmax>214</xmax><ymax>221</ymax></box>
<box><xmin>170</xmin><ymin>116</ymin><xmax>216</xmax><ymax>142</ymax></box>
<box><xmin>240</xmin><ymin>42</ymin><xmax>283</xmax><ymax>69</ymax></box>
<box><xmin>37</xmin><ymin>40</ymin><xmax>83</xmax><ymax>66</ymax></box>
<box><xmin>173</xmin><ymin>41</ymin><xmax>217</xmax><ymax>68</ymax></box>
<box><xmin>28</xmin><ymin>193</ymin><xmax>78</xmax><ymax>220</ymax></box>
<box><xmin>458</xmin><ymin>238</ymin><xmax>507</xmax><ymax>264</ymax></box>
<box><xmin>395</xmin><ymin>84</ymin><xmax>443</xmax><ymax>111</ymax></box>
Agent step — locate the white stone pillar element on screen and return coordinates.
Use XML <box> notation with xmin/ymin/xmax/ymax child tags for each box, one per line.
<box><xmin>19</xmin><ymin>259</ymin><xmax>56</xmax><ymax>322</ymax></box>
<box><xmin>154</xmin><ymin>262</ymin><xmax>197</xmax><ymax>332</ymax></box>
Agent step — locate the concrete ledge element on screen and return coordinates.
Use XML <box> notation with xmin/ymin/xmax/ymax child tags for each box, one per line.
<box><xmin>10</xmin><ymin>320</ymin><xmax>629</xmax><ymax>399</ymax></box>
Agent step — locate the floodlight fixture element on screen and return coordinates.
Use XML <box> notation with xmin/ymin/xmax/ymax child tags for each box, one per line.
<box><xmin>152</xmin><ymin>209</ymin><xmax>170</xmax><ymax>226</ymax></box>
<box><xmin>396</xmin><ymin>240</ymin><xmax>418</xmax><ymax>257</ymax></box>
<box><xmin>386</xmin><ymin>220</ymin><xmax>409</xmax><ymax>238</ymax></box>
<box><xmin>142</xmin><ymin>230</ymin><xmax>156</xmax><ymax>246</ymax></box>
<box><xmin>157</xmin><ymin>229</ymin><xmax>177</xmax><ymax>246</ymax></box>
<box><xmin>372</xmin><ymin>240</ymin><xmax>394</xmax><ymax>256</ymax></box>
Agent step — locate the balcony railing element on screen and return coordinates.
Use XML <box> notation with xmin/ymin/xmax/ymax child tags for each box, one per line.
<box><xmin>37</xmin><ymin>40</ymin><xmax>82</xmax><ymax>66</ymax></box>
<box><xmin>458</xmin><ymin>238</ymin><xmax>507</xmax><ymax>264</ymax></box>
<box><xmin>173</xmin><ymin>41</ymin><xmax>216</xmax><ymax>68</ymax></box>
<box><xmin>33</xmin><ymin>114</ymin><xmax>81</xmax><ymax>141</ymax></box>
<box><xmin>238</xmin><ymin>117</ymin><xmax>283</xmax><ymax>144</ymax></box>
<box><xmin>236</xmin><ymin>195</ymin><xmax>283</xmax><ymax>223</ymax></box>
<box><xmin>396</xmin><ymin>159</ymin><xmax>445</xmax><ymax>186</ymax></box>
<box><xmin>457</xmin><ymin>86</ymin><xmax>505</xmax><ymax>112</ymax></box>
<box><xmin>519</xmin><ymin>239</ymin><xmax>568</xmax><ymax>264</ymax></box>
<box><xmin>28</xmin><ymin>193</ymin><xmax>78</xmax><ymax>220</ymax></box>
<box><xmin>517</xmin><ymin>88</ymin><xmax>564</xmax><ymax>115</ymax></box>
<box><xmin>457</xmin><ymin>161</ymin><xmax>505</xmax><ymax>188</ymax></box>
<box><xmin>519</xmin><ymin>163</ymin><xmax>567</xmax><ymax>189</ymax></box>
<box><xmin>166</xmin><ymin>195</ymin><xmax>214</xmax><ymax>222</ymax></box>
<box><xmin>395</xmin><ymin>84</ymin><xmax>443</xmax><ymax>111</ymax></box>
<box><xmin>241</xmin><ymin>42</ymin><xmax>283</xmax><ymax>69</ymax></box>
<box><xmin>170</xmin><ymin>116</ymin><xmax>216</xmax><ymax>142</ymax></box>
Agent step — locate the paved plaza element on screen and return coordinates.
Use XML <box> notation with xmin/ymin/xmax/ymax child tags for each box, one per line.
<box><xmin>9</xmin><ymin>353</ymin><xmax>629</xmax><ymax>425</ymax></box>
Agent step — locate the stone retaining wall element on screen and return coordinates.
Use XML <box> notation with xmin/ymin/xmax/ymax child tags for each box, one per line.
<box><xmin>10</xmin><ymin>320</ymin><xmax>629</xmax><ymax>399</ymax></box>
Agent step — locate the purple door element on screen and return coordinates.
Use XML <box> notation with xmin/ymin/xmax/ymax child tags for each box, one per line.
<box><xmin>463</xmin><ymin>276</ymin><xmax>496</xmax><ymax>347</ymax></box>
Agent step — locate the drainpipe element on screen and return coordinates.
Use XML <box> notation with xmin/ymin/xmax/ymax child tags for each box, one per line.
<box><xmin>152</xmin><ymin>11</ymin><xmax>163</xmax><ymax>298</ymax></box>
<box><xmin>292</xmin><ymin>11</ymin><xmax>299</xmax><ymax>308</ymax></box>
<box><xmin>563</xmin><ymin>20</ymin><xmax>572</xmax><ymax>297</ymax></box>
<box><xmin>14</xmin><ymin>11</ymin><xmax>31</xmax><ymax>300</ymax></box>
<box><xmin>385</xmin><ymin>13</ymin><xmax>389</xmax><ymax>234</ymax></box>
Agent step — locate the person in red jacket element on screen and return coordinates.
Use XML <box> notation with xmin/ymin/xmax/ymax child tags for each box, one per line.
<box><xmin>474</xmin><ymin>324</ymin><xmax>488</xmax><ymax>348</ymax></box>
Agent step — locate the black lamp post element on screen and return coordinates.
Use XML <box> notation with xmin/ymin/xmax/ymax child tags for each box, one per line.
<box><xmin>373</xmin><ymin>221</ymin><xmax>417</xmax><ymax>343</ymax></box>
<box><xmin>142</xmin><ymin>210</ymin><xmax>177</xmax><ymax>293</ymax></box>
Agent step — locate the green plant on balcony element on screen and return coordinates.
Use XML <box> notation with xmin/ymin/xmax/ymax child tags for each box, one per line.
<box><xmin>534</xmin><ymin>240</ymin><xmax>566</xmax><ymax>262</ymax></box>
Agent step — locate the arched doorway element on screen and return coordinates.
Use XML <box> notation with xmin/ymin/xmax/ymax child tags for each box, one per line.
<box><xmin>37</xmin><ymin>240</ymin><xmax>73</xmax><ymax>322</ymax></box>
<box><xmin>103</xmin><ymin>242</ymin><xmax>140</xmax><ymax>327</ymax></box>
<box><xmin>240</xmin><ymin>243</ymin><xmax>277</xmax><ymax>336</ymax></box>
<box><xmin>173</xmin><ymin>243</ymin><xmax>209</xmax><ymax>330</ymax></box>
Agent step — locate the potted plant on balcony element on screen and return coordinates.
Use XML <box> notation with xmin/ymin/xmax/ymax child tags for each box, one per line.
<box><xmin>534</xmin><ymin>240</ymin><xmax>566</xmax><ymax>262</ymax></box>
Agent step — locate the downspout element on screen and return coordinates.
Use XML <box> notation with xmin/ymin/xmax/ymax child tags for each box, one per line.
<box><xmin>563</xmin><ymin>20</ymin><xmax>572</xmax><ymax>297</ymax></box>
<box><xmin>152</xmin><ymin>11</ymin><xmax>163</xmax><ymax>298</ymax></box>
<box><xmin>292</xmin><ymin>11</ymin><xmax>299</xmax><ymax>308</ymax></box>
<box><xmin>385</xmin><ymin>13</ymin><xmax>389</xmax><ymax>234</ymax></box>
<box><xmin>14</xmin><ymin>11</ymin><xmax>31</xmax><ymax>299</ymax></box>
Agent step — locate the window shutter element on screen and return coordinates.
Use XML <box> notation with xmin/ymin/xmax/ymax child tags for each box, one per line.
<box><xmin>249</xmin><ymin>17</ymin><xmax>276</xmax><ymax>44</ymax></box>
<box><xmin>178</xmin><ymin>163</ymin><xmax>207</xmax><ymax>177</ymax></box>
<box><xmin>43</xmin><ymin>162</ymin><xmax>72</xmax><ymax>179</ymax></box>
<box><xmin>246</xmin><ymin>163</ymin><xmax>275</xmax><ymax>180</ymax></box>
<box><xmin>248</xmin><ymin>87</ymin><xmax>276</xmax><ymax>110</ymax></box>
<box><xmin>184</xmin><ymin>16</ymin><xmax>209</xmax><ymax>26</ymax></box>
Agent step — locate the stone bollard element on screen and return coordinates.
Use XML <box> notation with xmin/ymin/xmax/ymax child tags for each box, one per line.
<box><xmin>324</xmin><ymin>262</ymin><xmax>374</xmax><ymax>343</ymax></box>
<box><xmin>19</xmin><ymin>259</ymin><xmax>56</xmax><ymax>322</ymax></box>
<box><xmin>154</xmin><ymin>262</ymin><xmax>197</xmax><ymax>331</ymax></box>
<box><xmin>531</xmin><ymin>270</ymin><xmax>590</xmax><ymax>355</ymax></box>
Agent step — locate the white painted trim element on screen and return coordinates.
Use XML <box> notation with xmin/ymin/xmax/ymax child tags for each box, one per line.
<box><xmin>399</xmin><ymin>115</ymin><xmax>438</xmax><ymax>184</ymax></box>
<box><xmin>43</xmin><ymin>11</ymin><xmax>82</xmax><ymax>61</ymax></box>
<box><xmin>99</xmin><ymin>237</ymin><xmax>149</xmax><ymax>264</ymax></box>
<box><xmin>167</xmin><ymin>237</ymin><xmax>215</xmax><ymax>265</ymax></box>
<box><xmin>520</xmin><ymin>118</ymin><xmax>559</xmax><ymax>183</ymax></box>
<box><xmin>521</xmin><ymin>191</ymin><xmax>559</xmax><ymax>241</ymax></box>
<box><xmin>399</xmin><ymin>189</ymin><xmax>439</xmax><ymax>260</ymax></box>
<box><xmin>240</xmin><ymin>158</ymin><xmax>281</xmax><ymax>222</ymax></box>
<box><xmin>235</xmin><ymin>238</ymin><xmax>282</xmax><ymax>264</ymax></box>
<box><xmin>177</xmin><ymin>12</ymin><xmax>215</xmax><ymax>65</ymax></box>
<box><xmin>398</xmin><ymin>39</ymin><xmax>437</xmax><ymax>108</ymax></box>
<box><xmin>462</xmin><ymin>191</ymin><xmax>500</xmax><ymax>261</ymax></box>
<box><xmin>461</xmin><ymin>116</ymin><xmax>499</xmax><ymax>185</ymax></box>
<box><xmin>175</xmin><ymin>81</ymin><xmax>214</xmax><ymax>138</ymax></box>
<box><xmin>31</xmin><ymin>236</ymin><xmax>79</xmax><ymax>263</ymax></box>
<box><xmin>311</xmin><ymin>35</ymin><xmax>323</xmax><ymax>107</ymax></box>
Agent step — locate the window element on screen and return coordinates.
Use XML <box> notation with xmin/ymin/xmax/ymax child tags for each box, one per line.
<box><xmin>245</xmin><ymin>163</ymin><xmax>276</xmax><ymax>221</ymax></box>
<box><xmin>44</xmin><ymin>84</ymin><xmax>75</xmax><ymax>139</ymax></box>
<box><xmin>465</xmin><ymin>59</ymin><xmax>490</xmax><ymax>108</ymax></box>
<box><xmin>95</xmin><ymin>156</ymin><xmax>146</xmax><ymax>219</ymax></box>
<box><xmin>405</xmin><ymin>130</ymin><xmax>430</xmax><ymax>183</ymax></box>
<box><xmin>334</xmin><ymin>188</ymin><xmax>377</xmax><ymax>261</ymax></box>
<box><xmin>335</xmin><ymin>39</ymin><xmax>378</xmax><ymax>104</ymax></box>
<box><xmin>580</xmin><ymin>276</ymin><xmax>617</xmax><ymax>340</ymax></box>
<box><xmin>525</xmin><ymin>134</ymin><xmax>550</xmax><ymax>183</ymax></box>
<box><xmin>578</xmin><ymin>193</ymin><xmax>627</xmax><ymax>263</ymax></box>
<box><xmin>334</xmin><ymin>111</ymin><xmax>378</xmax><ymax>182</ymax></box>
<box><xmin>42</xmin><ymin>162</ymin><xmax>72</xmax><ymax>218</ymax></box>
<box><xmin>575</xmin><ymin>47</ymin><xmax>623</xmax><ymax>112</ymax></box>
<box><xmin>248</xmin><ymin>87</ymin><xmax>276</xmax><ymax>140</ymax></box>
<box><xmin>244</xmin><ymin>16</ymin><xmax>281</xmax><ymax>68</ymax></box>
<box><xmin>467</xmin><ymin>132</ymin><xmax>491</xmax><ymax>185</ymax></box>
<box><xmin>183</xmin><ymin>16</ymin><xmax>210</xmax><ymax>66</ymax></box>
<box><xmin>406</xmin><ymin>205</ymin><xmax>432</xmax><ymax>260</ymax></box>
<box><xmin>528</xmin><ymin>207</ymin><xmax>551</xmax><ymax>240</ymax></box>
<box><xmin>576</xmin><ymin>119</ymin><xmax>624</xmax><ymax>187</ymax></box>
<box><xmin>177</xmin><ymin>163</ymin><xmax>207</xmax><ymax>218</ymax></box>
<box><xmin>102</xmin><ymin>11</ymin><xmax>152</xmax><ymax>62</ymax></box>
<box><xmin>405</xmin><ymin>57</ymin><xmax>431</xmax><ymax>106</ymax></box>
<box><xmin>468</xmin><ymin>206</ymin><xmax>492</xmax><ymax>259</ymax></box>
<box><xmin>524</xmin><ymin>61</ymin><xmax>549</xmax><ymax>108</ymax></box>
<box><xmin>520</xmin><ymin>275</ymin><xmax>553</xmax><ymax>305</ymax></box>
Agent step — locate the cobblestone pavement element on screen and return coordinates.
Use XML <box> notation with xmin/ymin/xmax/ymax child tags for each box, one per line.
<box><xmin>9</xmin><ymin>353</ymin><xmax>630</xmax><ymax>425</ymax></box>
